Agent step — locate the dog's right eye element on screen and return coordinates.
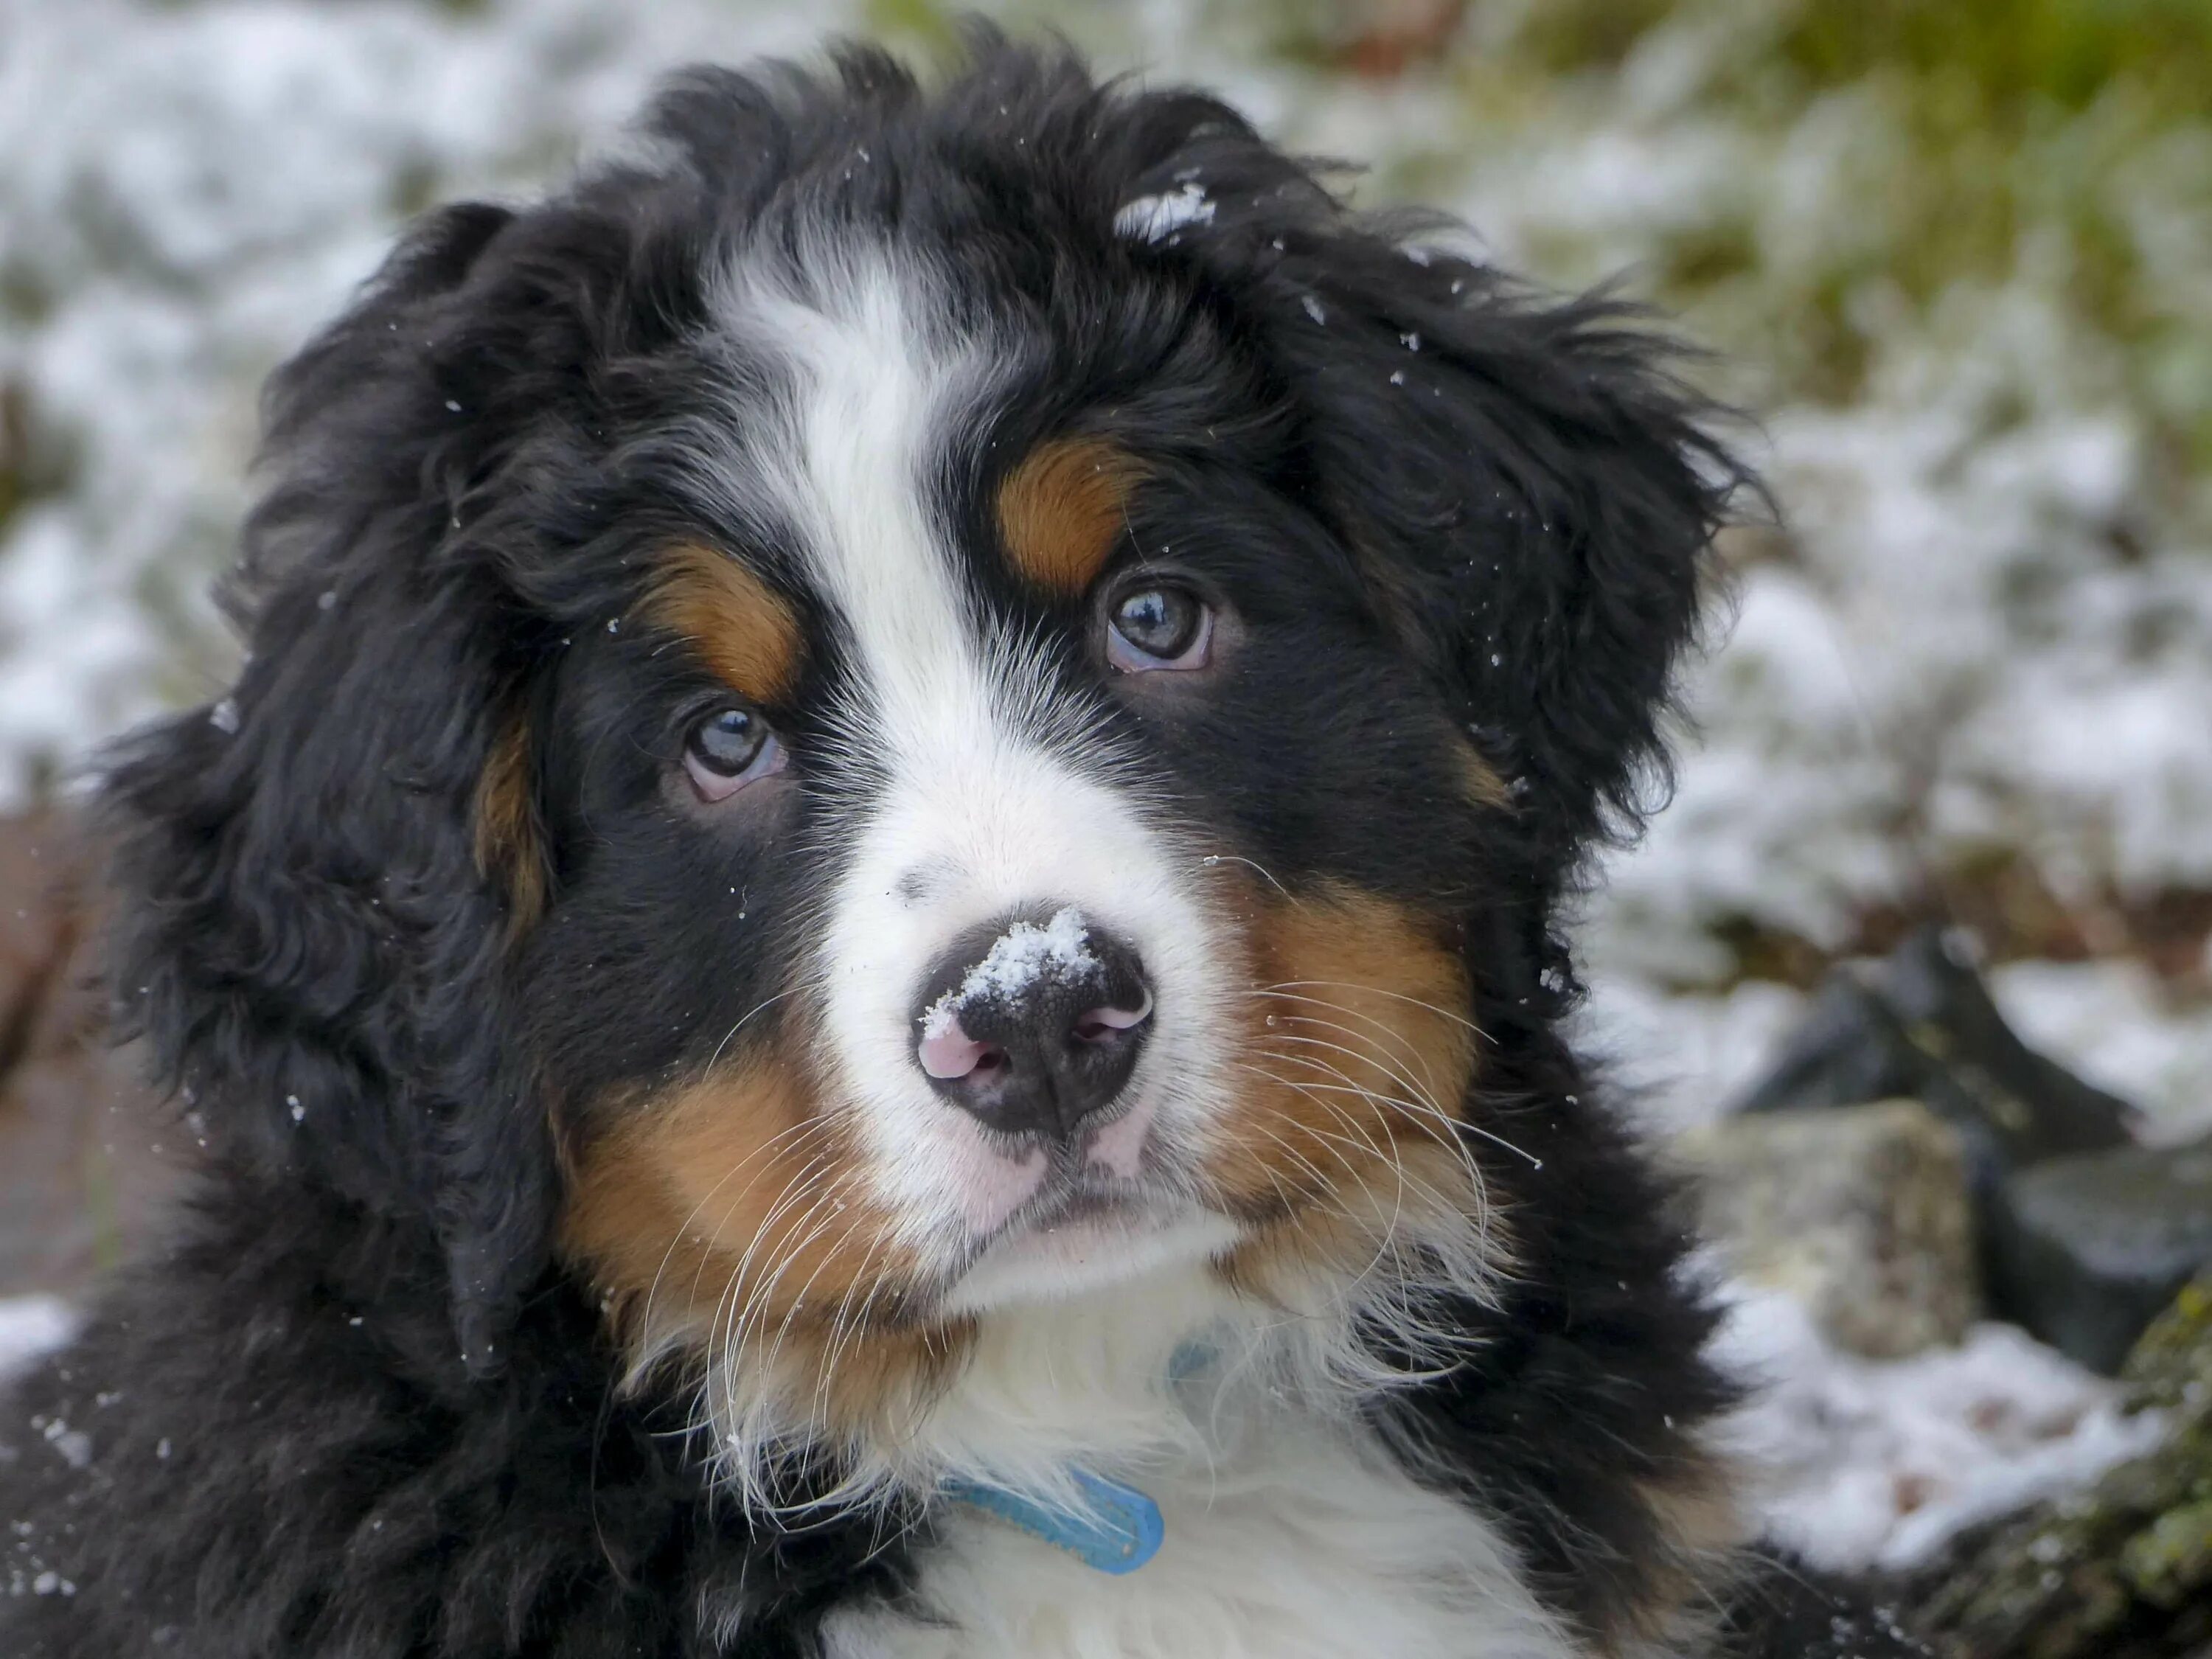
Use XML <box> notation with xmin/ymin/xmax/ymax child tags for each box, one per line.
<box><xmin>682</xmin><ymin>706</ymin><xmax>785</xmax><ymax>802</ymax></box>
<box><xmin>1106</xmin><ymin>582</ymin><xmax>1214</xmax><ymax>673</ymax></box>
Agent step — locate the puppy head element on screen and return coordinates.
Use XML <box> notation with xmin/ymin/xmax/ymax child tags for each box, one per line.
<box><xmin>103</xmin><ymin>40</ymin><xmax>1734</xmax><ymax>1413</ymax></box>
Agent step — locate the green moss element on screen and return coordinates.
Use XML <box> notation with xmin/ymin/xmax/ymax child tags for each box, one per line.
<box><xmin>863</xmin><ymin>0</ymin><xmax>963</xmax><ymax>58</ymax></box>
<box><xmin>1770</xmin><ymin>0</ymin><xmax>2212</xmax><ymax>122</ymax></box>
<box><xmin>2124</xmin><ymin>1270</ymin><xmax>2212</xmax><ymax>1409</ymax></box>
<box><xmin>1913</xmin><ymin>1270</ymin><xmax>2212</xmax><ymax>1653</ymax></box>
<box><xmin>2120</xmin><ymin>1498</ymin><xmax>2212</xmax><ymax>1606</ymax></box>
<box><xmin>1658</xmin><ymin>220</ymin><xmax>1760</xmax><ymax>293</ymax></box>
<box><xmin>1512</xmin><ymin>0</ymin><xmax>1677</xmax><ymax>74</ymax></box>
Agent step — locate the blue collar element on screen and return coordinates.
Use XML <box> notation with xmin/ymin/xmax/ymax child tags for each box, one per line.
<box><xmin>943</xmin><ymin>1466</ymin><xmax>1164</xmax><ymax>1574</ymax></box>
<box><xmin>937</xmin><ymin>1340</ymin><xmax>1217</xmax><ymax>1574</ymax></box>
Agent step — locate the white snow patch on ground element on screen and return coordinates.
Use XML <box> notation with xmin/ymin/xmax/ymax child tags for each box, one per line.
<box><xmin>1573</xmin><ymin>974</ymin><xmax>1810</xmax><ymax>1133</ymax></box>
<box><xmin>1992</xmin><ymin>959</ymin><xmax>2212</xmax><ymax>1142</ymax></box>
<box><xmin>0</xmin><ymin>1298</ymin><xmax>75</xmax><ymax>1380</ymax></box>
<box><xmin>1719</xmin><ymin>1286</ymin><xmax>2165</xmax><ymax>1572</ymax></box>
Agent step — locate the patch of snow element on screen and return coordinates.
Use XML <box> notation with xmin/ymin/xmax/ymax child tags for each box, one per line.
<box><xmin>1115</xmin><ymin>182</ymin><xmax>1216</xmax><ymax>241</ymax></box>
<box><xmin>1991</xmin><ymin>959</ymin><xmax>2212</xmax><ymax>1141</ymax></box>
<box><xmin>1717</xmin><ymin>1285</ymin><xmax>2165</xmax><ymax>1572</ymax></box>
<box><xmin>0</xmin><ymin>1297</ymin><xmax>74</xmax><ymax>1380</ymax></box>
<box><xmin>1573</xmin><ymin>975</ymin><xmax>1809</xmax><ymax>1132</ymax></box>
<box><xmin>36</xmin><ymin>1416</ymin><xmax>93</xmax><ymax>1470</ymax></box>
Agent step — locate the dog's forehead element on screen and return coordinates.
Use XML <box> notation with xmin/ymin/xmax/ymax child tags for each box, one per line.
<box><xmin>673</xmin><ymin>237</ymin><xmax>1107</xmax><ymax>664</ymax></box>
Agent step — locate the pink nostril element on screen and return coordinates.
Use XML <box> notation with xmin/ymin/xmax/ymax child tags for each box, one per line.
<box><xmin>919</xmin><ymin>1015</ymin><xmax>1002</xmax><ymax>1081</ymax></box>
<box><xmin>1074</xmin><ymin>987</ymin><xmax>1153</xmax><ymax>1043</ymax></box>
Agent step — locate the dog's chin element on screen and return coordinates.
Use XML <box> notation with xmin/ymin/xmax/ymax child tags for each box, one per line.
<box><xmin>937</xmin><ymin>1191</ymin><xmax>1239</xmax><ymax>1316</ymax></box>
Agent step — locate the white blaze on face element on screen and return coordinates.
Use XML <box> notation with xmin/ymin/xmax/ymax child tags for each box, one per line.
<box><xmin>713</xmin><ymin>244</ymin><xmax>1238</xmax><ymax>1299</ymax></box>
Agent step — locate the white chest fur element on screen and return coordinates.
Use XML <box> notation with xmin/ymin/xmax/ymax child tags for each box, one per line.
<box><xmin>821</xmin><ymin>1414</ymin><xmax>1573</xmax><ymax>1659</ymax></box>
<box><xmin>802</xmin><ymin>1268</ymin><xmax>1576</xmax><ymax>1659</ymax></box>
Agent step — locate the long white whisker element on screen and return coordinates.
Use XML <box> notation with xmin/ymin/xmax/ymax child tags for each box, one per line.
<box><xmin>644</xmin><ymin>1114</ymin><xmax>838</xmax><ymax>1346</ymax></box>
<box><xmin>1248</xmin><ymin>980</ymin><xmax>1492</xmax><ymax>1042</ymax></box>
<box><xmin>1240</xmin><ymin>1060</ymin><xmax>1469</xmax><ymax>1233</ymax></box>
<box><xmin>1195</xmin><ymin>852</ymin><xmax>1293</xmax><ymax>897</ymax></box>
<box><xmin>1246</xmin><ymin>1046</ymin><xmax>1497</xmax><ymax>1260</ymax></box>
<box><xmin>1264</xmin><ymin>1026</ymin><xmax>1544</xmax><ymax>1173</ymax></box>
<box><xmin>706</xmin><ymin>987</ymin><xmax>800</xmax><ymax>1074</ymax></box>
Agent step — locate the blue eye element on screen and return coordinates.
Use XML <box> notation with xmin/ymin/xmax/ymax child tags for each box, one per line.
<box><xmin>682</xmin><ymin>706</ymin><xmax>785</xmax><ymax>801</ymax></box>
<box><xmin>1107</xmin><ymin>584</ymin><xmax>1212</xmax><ymax>672</ymax></box>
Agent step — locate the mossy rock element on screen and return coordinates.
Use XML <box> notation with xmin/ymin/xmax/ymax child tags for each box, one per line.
<box><xmin>1905</xmin><ymin>1270</ymin><xmax>2212</xmax><ymax>1658</ymax></box>
<box><xmin>1677</xmin><ymin>1098</ymin><xmax>1979</xmax><ymax>1357</ymax></box>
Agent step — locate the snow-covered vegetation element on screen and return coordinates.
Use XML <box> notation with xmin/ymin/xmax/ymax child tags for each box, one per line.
<box><xmin>2</xmin><ymin>0</ymin><xmax>2205</xmax><ymax>1569</ymax></box>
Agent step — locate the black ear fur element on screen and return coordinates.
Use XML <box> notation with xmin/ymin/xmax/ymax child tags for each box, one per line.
<box><xmin>101</xmin><ymin>201</ymin><xmax>559</xmax><ymax>1375</ymax></box>
<box><xmin>1107</xmin><ymin>113</ymin><xmax>1742</xmax><ymax>902</ymax></box>
<box><xmin>1278</xmin><ymin>258</ymin><xmax>1738</xmax><ymax>866</ymax></box>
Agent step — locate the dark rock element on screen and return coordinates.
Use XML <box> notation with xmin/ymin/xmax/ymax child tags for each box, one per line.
<box><xmin>1721</xmin><ymin>1560</ymin><xmax>1934</xmax><ymax>1658</ymax></box>
<box><xmin>1676</xmin><ymin>1099</ymin><xmax>1978</xmax><ymax>1357</ymax></box>
<box><xmin>1905</xmin><ymin>1270</ymin><xmax>2212</xmax><ymax>1659</ymax></box>
<box><xmin>1736</xmin><ymin>928</ymin><xmax>2136</xmax><ymax>1194</ymax></box>
<box><xmin>1985</xmin><ymin>1139</ymin><xmax>2212</xmax><ymax>1375</ymax></box>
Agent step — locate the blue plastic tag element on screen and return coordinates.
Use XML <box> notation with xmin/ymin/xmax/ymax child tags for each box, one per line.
<box><xmin>944</xmin><ymin>1467</ymin><xmax>1165</xmax><ymax>1575</ymax></box>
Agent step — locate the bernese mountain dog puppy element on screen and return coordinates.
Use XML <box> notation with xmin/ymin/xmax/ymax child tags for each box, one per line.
<box><xmin>1</xmin><ymin>32</ymin><xmax>1924</xmax><ymax>1659</ymax></box>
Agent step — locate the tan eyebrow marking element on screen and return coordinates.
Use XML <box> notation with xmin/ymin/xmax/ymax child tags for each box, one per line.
<box><xmin>644</xmin><ymin>543</ymin><xmax>805</xmax><ymax>704</ymax></box>
<box><xmin>995</xmin><ymin>437</ymin><xmax>1144</xmax><ymax>597</ymax></box>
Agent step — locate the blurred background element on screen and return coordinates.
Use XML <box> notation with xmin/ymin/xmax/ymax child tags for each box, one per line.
<box><xmin>1</xmin><ymin>0</ymin><xmax>2209</xmax><ymax>1642</ymax></box>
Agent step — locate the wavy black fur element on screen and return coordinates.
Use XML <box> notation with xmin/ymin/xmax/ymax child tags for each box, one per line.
<box><xmin>3</xmin><ymin>31</ymin><xmax>1919</xmax><ymax>1658</ymax></box>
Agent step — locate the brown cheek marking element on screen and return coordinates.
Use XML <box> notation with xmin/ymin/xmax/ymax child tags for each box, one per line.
<box><xmin>474</xmin><ymin>716</ymin><xmax>547</xmax><ymax>930</ymax></box>
<box><xmin>1205</xmin><ymin>886</ymin><xmax>1479</xmax><ymax>1227</ymax></box>
<box><xmin>559</xmin><ymin>1043</ymin><xmax>970</xmax><ymax>1433</ymax></box>
<box><xmin>645</xmin><ymin>543</ymin><xmax>804</xmax><ymax>704</ymax></box>
<box><xmin>995</xmin><ymin>437</ymin><xmax>1142</xmax><ymax>597</ymax></box>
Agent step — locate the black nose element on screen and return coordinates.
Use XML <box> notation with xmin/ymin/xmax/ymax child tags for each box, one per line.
<box><xmin>913</xmin><ymin>909</ymin><xmax>1152</xmax><ymax>1144</ymax></box>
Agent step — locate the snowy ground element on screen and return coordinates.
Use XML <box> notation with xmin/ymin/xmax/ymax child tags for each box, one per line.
<box><xmin>2</xmin><ymin>0</ymin><xmax>2207</xmax><ymax>1578</ymax></box>
<box><xmin>1719</xmin><ymin>1286</ymin><xmax>2161</xmax><ymax>1572</ymax></box>
<box><xmin>0</xmin><ymin>1300</ymin><xmax>74</xmax><ymax>1380</ymax></box>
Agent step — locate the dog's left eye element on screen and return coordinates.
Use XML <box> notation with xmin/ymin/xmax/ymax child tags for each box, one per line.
<box><xmin>682</xmin><ymin>706</ymin><xmax>785</xmax><ymax>802</ymax></box>
<box><xmin>1106</xmin><ymin>582</ymin><xmax>1213</xmax><ymax>672</ymax></box>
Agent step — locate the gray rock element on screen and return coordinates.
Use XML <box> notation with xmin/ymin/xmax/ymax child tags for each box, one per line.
<box><xmin>1676</xmin><ymin>1099</ymin><xmax>1979</xmax><ymax>1358</ymax></box>
<box><xmin>1985</xmin><ymin>1138</ymin><xmax>2212</xmax><ymax>1375</ymax></box>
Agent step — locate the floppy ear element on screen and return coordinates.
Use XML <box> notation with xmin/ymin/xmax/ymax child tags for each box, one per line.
<box><xmin>101</xmin><ymin>201</ymin><xmax>563</xmax><ymax>1374</ymax></box>
<box><xmin>1111</xmin><ymin>114</ymin><xmax>1740</xmax><ymax>908</ymax></box>
<box><xmin>1273</xmin><ymin>262</ymin><xmax>1736</xmax><ymax>869</ymax></box>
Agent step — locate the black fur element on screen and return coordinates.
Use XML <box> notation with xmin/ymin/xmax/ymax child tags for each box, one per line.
<box><xmin>3</xmin><ymin>32</ymin><xmax>1916</xmax><ymax>1658</ymax></box>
